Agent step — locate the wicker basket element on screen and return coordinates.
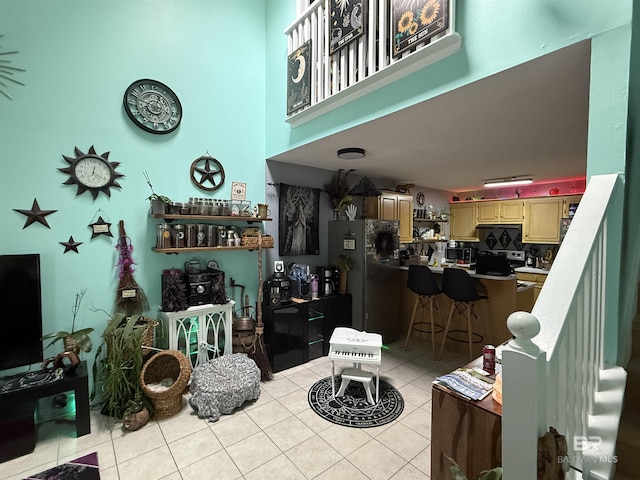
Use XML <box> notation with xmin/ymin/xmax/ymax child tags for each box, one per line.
<box><xmin>241</xmin><ymin>235</ymin><xmax>274</xmax><ymax>248</ymax></box>
<box><xmin>139</xmin><ymin>318</ymin><xmax>158</xmax><ymax>353</ymax></box>
<box><xmin>140</xmin><ymin>350</ymin><xmax>192</xmax><ymax>419</ymax></box>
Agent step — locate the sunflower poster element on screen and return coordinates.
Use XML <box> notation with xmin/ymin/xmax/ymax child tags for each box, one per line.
<box><xmin>392</xmin><ymin>0</ymin><xmax>448</xmax><ymax>59</ymax></box>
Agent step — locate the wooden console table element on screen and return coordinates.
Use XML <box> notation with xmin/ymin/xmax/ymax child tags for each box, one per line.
<box><xmin>430</xmin><ymin>357</ymin><xmax>502</xmax><ymax>478</ymax></box>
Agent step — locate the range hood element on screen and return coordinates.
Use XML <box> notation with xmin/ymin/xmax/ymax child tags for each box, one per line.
<box><xmin>476</xmin><ymin>224</ymin><xmax>523</xmax><ymax>229</ymax></box>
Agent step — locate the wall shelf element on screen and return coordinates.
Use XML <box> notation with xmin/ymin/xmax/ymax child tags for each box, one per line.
<box><xmin>152</xmin><ymin>245</ymin><xmax>273</xmax><ymax>254</ymax></box>
<box><xmin>413</xmin><ymin>218</ymin><xmax>448</xmax><ymax>223</ymax></box>
<box><xmin>151</xmin><ymin>214</ymin><xmax>271</xmax><ymax>222</ymax></box>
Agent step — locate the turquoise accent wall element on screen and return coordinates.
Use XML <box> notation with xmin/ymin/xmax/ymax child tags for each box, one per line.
<box><xmin>0</xmin><ymin>0</ymin><xmax>267</xmax><ymax>374</ymax></box>
<box><xmin>0</xmin><ymin>0</ymin><xmax>636</xmax><ymax>376</ymax></box>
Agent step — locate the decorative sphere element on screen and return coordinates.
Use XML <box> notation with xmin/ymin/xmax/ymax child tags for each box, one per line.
<box><xmin>507</xmin><ymin>311</ymin><xmax>540</xmax><ymax>340</ymax></box>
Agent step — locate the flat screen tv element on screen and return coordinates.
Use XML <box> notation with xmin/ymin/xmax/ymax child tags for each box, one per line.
<box><xmin>0</xmin><ymin>254</ymin><xmax>43</xmax><ymax>372</ymax></box>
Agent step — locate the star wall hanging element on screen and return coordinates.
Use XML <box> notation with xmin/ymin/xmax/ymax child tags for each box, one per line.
<box><xmin>190</xmin><ymin>154</ymin><xmax>225</xmax><ymax>192</ymax></box>
<box><xmin>60</xmin><ymin>236</ymin><xmax>83</xmax><ymax>253</ymax></box>
<box><xmin>88</xmin><ymin>215</ymin><xmax>113</xmax><ymax>239</ymax></box>
<box><xmin>13</xmin><ymin>198</ymin><xmax>57</xmax><ymax>229</ymax></box>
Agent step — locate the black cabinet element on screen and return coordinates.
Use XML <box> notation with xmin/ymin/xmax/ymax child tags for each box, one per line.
<box><xmin>263</xmin><ymin>294</ymin><xmax>352</xmax><ymax>372</ymax></box>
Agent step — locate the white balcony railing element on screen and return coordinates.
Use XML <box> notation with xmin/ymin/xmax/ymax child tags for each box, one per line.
<box><xmin>502</xmin><ymin>174</ymin><xmax>626</xmax><ymax>480</ymax></box>
<box><xmin>285</xmin><ymin>0</ymin><xmax>462</xmax><ymax>126</ymax></box>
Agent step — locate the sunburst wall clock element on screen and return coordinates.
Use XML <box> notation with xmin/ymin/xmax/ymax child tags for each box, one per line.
<box><xmin>59</xmin><ymin>146</ymin><xmax>124</xmax><ymax>199</ymax></box>
<box><xmin>0</xmin><ymin>34</ymin><xmax>26</xmax><ymax>100</ymax></box>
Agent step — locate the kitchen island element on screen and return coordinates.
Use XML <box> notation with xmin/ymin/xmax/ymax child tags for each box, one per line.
<box><xmin>398</xmin><ymin>261</ymin><xmax>534</xmax><ymax>358</ymax></box>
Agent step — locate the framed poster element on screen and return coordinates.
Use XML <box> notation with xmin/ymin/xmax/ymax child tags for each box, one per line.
<box><xmin>287</xmin><ymin>40</ymin><xmax>312</xmax><ymax>115</ymax></box>
<box><xmin>392</xmin><ymin>0</ymin><xmax>448</xmax><ymax>59</ymax></box>
<box><xmin>329</xmin><ymin>0</ymin><xmax>367</xmax><ymax>55</ymax></box>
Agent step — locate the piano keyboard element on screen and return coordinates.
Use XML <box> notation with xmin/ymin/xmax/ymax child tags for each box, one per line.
<box><xmin>329</xmin><ymin>327</ymin><xmax>382</xmax><ymax>365</ymax></box>
<box><xmin>329</xmin><ymin>348</ymin><xmax>381</xmax><ymax>364</ymax></box>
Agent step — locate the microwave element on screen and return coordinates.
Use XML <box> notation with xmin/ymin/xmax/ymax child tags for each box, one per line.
<box><xmin>445</xmin><ymin>247</ymin><xmax>477</xmax><ymax>265</ymax></box>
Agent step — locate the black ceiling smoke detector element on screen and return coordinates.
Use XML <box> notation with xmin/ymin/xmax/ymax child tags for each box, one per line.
<box><xmin>337</xmin><ymin>147</ymin><xmax>365</xmax><ymax>159</ymax></box>
<box><xmin>349</xmin><ymin>177</ymin><xmax>381</xmax><ymax>197</ymax></box>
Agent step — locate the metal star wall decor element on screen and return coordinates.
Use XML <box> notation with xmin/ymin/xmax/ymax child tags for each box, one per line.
<box><xmin>190</xmin><ymin>154</ymin><xmax>225</xmax><ymax>192</ymax></box>
<box><xmin>13</xmin><ymin>198</ymin><xmax>57</xmax><ymax>229</ymax></box>
<box><xmin>60</xmin><ymin>236</ymin><xmax>83</xmax><ymax>253</ymax></box>
<box><xmin>0</xmin><ymin>34</ymin><xmax>26</xmax><ymax>100</ymax></box>
<box><xmin>88</xmin><ymin>215</ymin><xmax>113</xmax><ymax>239</ymax></box>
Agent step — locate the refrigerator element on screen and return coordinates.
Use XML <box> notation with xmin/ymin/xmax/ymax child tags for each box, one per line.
<box><xmin>328</xmin><ymin>219</ymin><xmax>402</xmax><ymax>343</ymax></box>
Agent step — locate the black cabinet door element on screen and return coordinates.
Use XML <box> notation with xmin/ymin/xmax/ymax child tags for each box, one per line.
<box><xmin>263</xmin><ymin>295</ymin><xmax>352</xmax><ymax>372</ymax></box>
<box><xmin>263</xmin><ymin>304</ymin><xmax>308</xmax><ymax>372</ymax></box>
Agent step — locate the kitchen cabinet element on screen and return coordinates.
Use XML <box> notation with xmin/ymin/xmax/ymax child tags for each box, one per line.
<box><xmin>150</xmin><ymin>213</ymin><xmax>272</xmax><ymax>253</ymax></box>
<box><xmin>262</xmin><ymin>295</ymin><xmax>352</xmax><ymax>372</ymax></box>
<box><xmin>562</xmin><ymin>195</ymin><xmax>582</xmax><ymax>218</ymax></box>
<box><xmin>515</xmin><ymin>271</ymin><xmax>548</xmax><ymax>303</ymax></box>
<box><xmin>449</xmin><ymin>203</ymin><xmax>479</xmax><ymax>241</ymax></box>
<box><xmin>365</xmin><ymin>190</ymin><xmax>413</xmax><ymax>243</ymax></box>
<box><xmin>523</xmin><ymin>197</ymin><xmax>563</xmax><ymax>243</ymax></box>
<box><xmin>477</xmin><ymin>200</ymin><xmax>524</xmax><ymax>224</ymax></box>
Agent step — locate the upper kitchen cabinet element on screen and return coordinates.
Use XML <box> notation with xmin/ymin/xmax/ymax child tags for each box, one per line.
<box><xmin>562</xmin><ymin>195</ymin><xmax>582</xmax><ymax>218</ymax></box>
<box><xmin>523</xmin><ymin>197</ymin><xmax>563</xmax><ymax>243</ymax></box>
<box><xmin>476</xmin><ymin>200</ymin><xmax>524</xmax><ymax>224</ymax></box>
<box><xmin>365</xmin><ymin>190</ymin><xmax>413</xmax><ymax>243</ymax></box>
<box><xmin>450</xmin><ymin>203</ymin><xmax>479</xmax><ymax>241</ymax></box>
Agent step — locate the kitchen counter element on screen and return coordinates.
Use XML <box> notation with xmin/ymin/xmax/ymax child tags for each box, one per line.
<box><xmin>397</xmin><ymin>263</ymin><xmax>523</xmax><ymax>358</ymax></box>
<box><xmin>399</xmin><ymin>262</ymin><xmax>516</xmax><ymax>281</ymax></box>
<box><xmin>514</xmin><ymin>266</ymin><xmax>551</xmax><ymax>274</ymax></box>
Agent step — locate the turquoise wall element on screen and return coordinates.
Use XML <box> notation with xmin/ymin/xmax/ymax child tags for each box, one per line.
<box><xmin>0</xmin><ymin>0</ymin><xmax>267</xmax><ymax>374</ymax></box>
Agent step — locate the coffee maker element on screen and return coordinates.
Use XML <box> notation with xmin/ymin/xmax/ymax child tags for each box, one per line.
<box><xmin>264</xmin><ymin>261</ymin><xmax>291</xmax><ymax>306</ymax></box>
<box><xmin>288</xmin><ymin>263</ymin><xmax>311</xmax><ymax>299</ymax></box>
<box><xmin>316</xmin><ymin>266</ymin><xmax>337</xmax><ymax>296</ymax></box>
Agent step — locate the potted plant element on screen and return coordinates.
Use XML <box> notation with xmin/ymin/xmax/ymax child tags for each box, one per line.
<box><xmin>323</xmin><ymin>169</ymin><xmax>354</xmax><ymax>219</ymax></box>
<box><xmin>144</xmin><ymin>170</ymin><xmax>172</xmax><ymax>214</ymax></box>
<box><xmin>334</xmin><ymin>254</ymin><xmax>355</xmax><ymax>294</ymax></box>
<box><xmin>444</xmin><ymin>454</ymin><xmax>502</xmax><ymax>480</ymax></box>
<box><xmin>41</xmin><ymin>289</ymin><xmax>94</xmax><ymax>355</ymax></box>
<box><xmin>91</xmin><ymin>312</ymin><xmax>155</xmax><ymax>423</ymax></box>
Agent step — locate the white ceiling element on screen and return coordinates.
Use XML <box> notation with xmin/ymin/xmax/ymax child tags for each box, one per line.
<box><xmin>268</xmin><ymin>41</ymin><xmax>591</xmax><ymax>193</ymax></box>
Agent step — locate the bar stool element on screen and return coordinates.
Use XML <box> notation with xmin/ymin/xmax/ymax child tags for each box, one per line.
<box><xmin>439</xmin><ymin>268</ymin><xmax>488</xmax><ymax>360</ymax></box>
<box><xmin>403</xmin><ymin>265</ymin><xmax>443</xmax><ymax>357</ymax></box>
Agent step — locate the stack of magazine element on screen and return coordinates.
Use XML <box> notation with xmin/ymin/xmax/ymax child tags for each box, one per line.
<box><xmin>433</xmin><ymin>368</ymin><xmax>495</xmax><ymax>400</ymax></box>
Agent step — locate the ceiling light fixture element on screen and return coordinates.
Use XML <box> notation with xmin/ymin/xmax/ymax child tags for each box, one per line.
<box><xmin>483</xmin><ymin>176</ymin><xmax>533</xmax><ymax>188</ymax></box>
<box><xmin>337</xmin><ymin>147</ymin><xmax>365</xmax><ymax>159</ymax></box>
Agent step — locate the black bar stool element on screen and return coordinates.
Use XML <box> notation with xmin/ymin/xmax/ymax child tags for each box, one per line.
<box><xmin>439</xmin><ymin>268</ymin><xmax>488</xmax><ymax>360</ymax></box>
<box><xmin>403</xmin><ymin>265</ymin><xmax>443</xmax><ymax>357</ymax></box>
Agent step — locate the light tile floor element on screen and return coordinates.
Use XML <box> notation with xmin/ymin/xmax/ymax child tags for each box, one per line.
<box><xmin>1</xmin><ymin>339</ymin><xmax>469</xmax><ymax>480</ymax></box>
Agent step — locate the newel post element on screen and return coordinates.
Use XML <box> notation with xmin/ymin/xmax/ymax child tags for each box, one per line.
<box><xmin>502</xmin><ymin>311</ymin><xmax>547</xmax><ymax>479</ymax></box>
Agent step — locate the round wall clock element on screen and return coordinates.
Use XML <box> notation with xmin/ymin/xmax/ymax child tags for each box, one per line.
<box><xmin>123</xmin><ymin>79</ymin><xmax>182</xmax><ymax>134</ymax></box>
<box><xmin>59</xmin><ymin>146</ymin><xmax>124</xmax><ymax>199</ymax></box>
<box><xmin>190</xmin><ymin>155</ymin><xmax>225</xmax><ymax>192</ymax></box>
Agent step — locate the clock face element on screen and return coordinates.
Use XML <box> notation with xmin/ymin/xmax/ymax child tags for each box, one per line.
<box><xmin>74</xmin><ymin>157</ymin><xmax>112</xmax><ymax>188</ymax></box>
<box><xmin>123</xmin><ymin>79</ymin><xmax>182</xmax><ymax>134</ymax></box>
<box><xmin>59</xmin><ymin>146</ymin><xmax>124</xmax><ymax>199</ymax></box>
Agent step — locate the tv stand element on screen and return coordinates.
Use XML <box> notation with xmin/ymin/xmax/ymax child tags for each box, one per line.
<box><xmin>0</xmin><ymin>361</ymin><xmax>91</xmax><ymax>463</ymax></box>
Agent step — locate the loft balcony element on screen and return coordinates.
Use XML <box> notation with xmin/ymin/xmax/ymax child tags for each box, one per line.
<box><xmin>285</xmin><ymin>0</ymin><xmax>462</xmax><ymax>127</ymax></box>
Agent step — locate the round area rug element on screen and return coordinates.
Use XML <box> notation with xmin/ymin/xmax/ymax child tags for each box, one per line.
<box><xmin>308</xmin><ymin>375</ymin><xmax>404</xmax><ymax>428</ymax></box>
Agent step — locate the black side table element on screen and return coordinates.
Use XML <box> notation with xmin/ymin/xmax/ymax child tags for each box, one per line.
<box><xmin>0</xmin><ymin>361</ymin><xmax>91</xmax><ymax>463</ymax></box>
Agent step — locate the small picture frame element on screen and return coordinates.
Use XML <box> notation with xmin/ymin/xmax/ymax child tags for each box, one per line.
<box><xmin>231</xmin><ymin>182</ymin><xmax>247</xmax><ymax>201</ymax></box>
<box><xmin>230</xmin><ymin>200</ymin><xmax>251</xmax><ymax>216</ymax></box>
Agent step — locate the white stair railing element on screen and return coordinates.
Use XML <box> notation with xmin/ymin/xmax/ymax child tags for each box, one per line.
<box><xmin>502</xmin><ymin>174</ymin><xmax>626</xmax><ymax>480</ymax></box>
<box><xmin>284</xmin><ymin>0</ymin><xmax>462</xmax><ymax>126</ymax></box>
